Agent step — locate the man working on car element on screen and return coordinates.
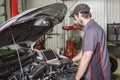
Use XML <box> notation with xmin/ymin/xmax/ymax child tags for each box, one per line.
<box><xmin>70</xmin><ymin>3</ymin><xmax>111</xmax><ymax>80</ymax></box>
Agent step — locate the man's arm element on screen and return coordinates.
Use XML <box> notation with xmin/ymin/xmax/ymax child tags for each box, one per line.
<box><xmin>72</xmin><ymin>50</ymin><xmax>83</xmax><ymax>62</ymax></box>
<box><xmin>75</xmin><ymin>51</ymin><xmax>93</xmax><ymax>80</ymax></box>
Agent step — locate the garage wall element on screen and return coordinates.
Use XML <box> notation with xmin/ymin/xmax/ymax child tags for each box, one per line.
<box><xmin>24</xmin><ymin>0</ymin><xmax>120</xmax><ymax>51</ymax></box>
<box><xmin>25</xmin><ymin>0</ymin><xmax>62</xmax><ymax>9</ymax></box>
<box><xmin>0</xmin><ymin>0</ymin><xmax>5</xmax><ymax>24</ymax></box>
<box><xmin>107</xmin><ymin>0</ymin><xmax>120</xmax><ymax>23</ymax></box>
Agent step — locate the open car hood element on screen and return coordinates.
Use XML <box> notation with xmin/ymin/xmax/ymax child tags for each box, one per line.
<box><xmin>0</xmin><ymin>3</ymin><xmax>67</xmax><ymax>47</ymax></box>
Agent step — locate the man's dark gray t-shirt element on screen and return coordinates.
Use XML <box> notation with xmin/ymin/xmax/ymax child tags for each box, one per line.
<box><xmin>82</xmin><ymin>19</ymin><xmax>111</xmax><ymax>80</ymax></box>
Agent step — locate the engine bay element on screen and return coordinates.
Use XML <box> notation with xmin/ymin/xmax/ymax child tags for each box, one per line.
<box><xmin>0</xmin><ymin>45</ymin><xmax>77</xmax><ymax>80</ymax></box>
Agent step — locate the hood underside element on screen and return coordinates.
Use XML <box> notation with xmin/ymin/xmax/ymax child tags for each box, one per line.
<box><xmin>0</xmin><ymin>3</ymin><xmax>67</xmax><ymax>47</ymax></box>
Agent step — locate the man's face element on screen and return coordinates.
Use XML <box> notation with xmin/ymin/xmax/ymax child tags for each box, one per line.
<box><xmin>73</xmin><ymin>12</ymin><xmax>83</xmax><ymax>26</ymax></box>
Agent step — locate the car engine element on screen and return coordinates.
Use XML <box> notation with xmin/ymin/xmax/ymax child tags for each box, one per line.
<box><xmin>0</xmin><ymin>45</ymin><xmax>77</xmax><ymax>80</ymax></box>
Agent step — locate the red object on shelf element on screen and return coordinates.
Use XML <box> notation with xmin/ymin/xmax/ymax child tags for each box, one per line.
<box><xmin>62</xmin><ymin>26</ymin><xmax>73</xmax><ymax>31</ymax></box>
<box><xmin>64</xmin><ymin>40</ymin><xmax>75</xmax><ymax>59</ymax></box>
<box><xmin>62</xmin><ymin>24</ymin><xmax>83</xmax><ymax>31</ymax></box>
<box><xmin>66</xmin><ymin>40</ymin><xmax>75</xmax><ymax>53</ymax></box>
<box><xmin>62</xmin><ymin>25</ymin><xmax>77</xmax><ymax>59</ymax></box>
<box><xmin>11</xmin><ymin>0</ymin><xmax>18</xmax><ymax>17</ymax></box>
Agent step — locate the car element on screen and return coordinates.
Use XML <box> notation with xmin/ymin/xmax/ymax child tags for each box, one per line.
<box><xmin>0</xmin><ymin>3</ymin><xmax>76</xmax><ymax>80</ymax></box>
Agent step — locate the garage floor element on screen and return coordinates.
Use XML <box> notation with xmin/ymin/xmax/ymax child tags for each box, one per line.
<box><xmin>111</xmin><ymin>59</ymin><xmax>120</xmax><ymax>80</ymax></box>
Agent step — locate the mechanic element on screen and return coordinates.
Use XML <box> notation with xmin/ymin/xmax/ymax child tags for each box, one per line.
<box><xmin>70</xmin><ymin>3</ymin><xmax>111</xmax><ymax>80</ymax></box>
